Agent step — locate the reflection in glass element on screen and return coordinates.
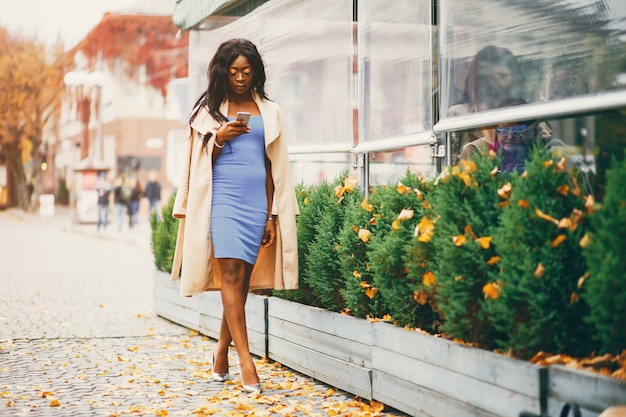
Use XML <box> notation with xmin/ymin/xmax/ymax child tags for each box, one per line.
<box><xmin>441</xmin><ymin>0</ymin><xmax>626</xmax><ymax>181</ymax></box>
<box><xmin>359</xmin><ymin>0</ymin><xmax>433</xmax><ymax>141</ymax></box>
<box><xmin>368</xmin><ymin>146</ymin><xmax>436</xmax><ymax>187</ymax></box>
<box><xmin>189</xmin><ymin>0</ymin><xmax>353</xmax><ymax>153</ymax></box>
<box><xmin>441</xmin><ymin>0</ymin><xmax>626</xmax><ymax>118</ymax></box>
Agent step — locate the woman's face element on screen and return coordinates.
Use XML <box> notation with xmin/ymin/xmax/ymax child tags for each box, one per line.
<box><xmin>228</xmin><ymin>55</ymin><xmax>254</xmax><ymax>96</ymax></box>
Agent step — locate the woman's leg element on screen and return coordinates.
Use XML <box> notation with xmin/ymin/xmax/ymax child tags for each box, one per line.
<box><xmin>217</xmin><ymin>258</ymin><xmax>258</xmax><ymax>385</ymax></box>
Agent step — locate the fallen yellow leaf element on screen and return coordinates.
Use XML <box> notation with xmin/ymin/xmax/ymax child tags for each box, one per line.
<box><xmin>483</xmin><ymin>282</ymin><xmax>500</xmax><ymax>300</ymax></box>
<box><xmin>422</xmin><ymin>271</ymin><xmax>436</xmax><ymax>287</ymax></box>
<box><xmin>358</xmin><ymin>228</ymin><xmax>371</xmax><ymax>243</ymax></box>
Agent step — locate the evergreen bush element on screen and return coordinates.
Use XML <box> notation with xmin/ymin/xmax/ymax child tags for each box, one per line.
<box><xmin>150</xmin><ymin>191</ymin><xmax>178</xmax><ymax>274</ymax></box>
<box><xmin>582</xmin><ymin>155</ymin><xmax>626</xmax><ymax>354</ymax></box>
<box><xmin>300</xmin><ymin>174</ymin><xmax>361</xmax><ymax>311</ymax></box>
<box><xmin>366</xmin><ymin>171</ymin><xmax>439</xmax><ymax>329</ymax></box>
<box><xmin>337</xmin><ymin>188</ymin><xmax>386</xmax><ymax>320</ymax></box>
<box><xmin>429</xmin><ymin>152</ymin><xmax>507</xmax><ymax>348</ymax></box>
<box><xmin>490</xmin><ymin>149</ymin><xmax>592</xmax><ymax>358</ymax></box>
<box><xmin>272</xmin><ymin>183</ymin><xmax>315</xmax><ymax>304</ymax></box>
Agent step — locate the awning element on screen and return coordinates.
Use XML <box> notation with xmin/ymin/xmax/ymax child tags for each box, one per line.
<box><xmin>172</xmin><ymin>0</ymin><xmax>235</xmax><ymax>29</ymax></box>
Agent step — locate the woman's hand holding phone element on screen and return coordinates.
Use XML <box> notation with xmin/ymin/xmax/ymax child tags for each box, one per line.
<box><xmin>216</xmin><ymin>112</ymin><xmax>251</xmax><ymax>145</ymax></box>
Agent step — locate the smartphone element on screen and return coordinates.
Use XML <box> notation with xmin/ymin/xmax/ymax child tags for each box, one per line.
<box><xmin>236</xmin><ymin>112</ymin><xmax>251</xmax><ymax>126</ymax></box>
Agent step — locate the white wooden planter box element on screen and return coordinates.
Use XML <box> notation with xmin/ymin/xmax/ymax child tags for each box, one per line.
<box><xmin>153</xmin><ymin>270</ymin><xmax>200</xmax><ymax>331</ymax></box>
<box><xmin>267</xmin><ymin>296</ymin><xmax>373</xmax><ymax>400</ymax></box>
<box><xmin>153</xmin><ymin>270</ymin><xmax>626</xmax><ymax>417</ymax></box>
<box><xmin>546</xmin><ymin>366</ymin><xmax>626</xmax><ymax>417</ymax></box>
<box><xmin>372</xmin><ymin>321</ymin><xmax>544</xmax><ymax>417</ymax></box>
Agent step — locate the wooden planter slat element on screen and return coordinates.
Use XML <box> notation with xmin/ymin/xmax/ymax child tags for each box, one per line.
<box><xmin>269</xmin><ymin>336</ymin><xmax>372</xmax><ymax>400</ymax></box>
<box><xmin>153</xmin><ymin>271</ymin><xmax>199</xmax><ymax>330</ymax></box>
<box><xmin>374</xmin><ymin>347</ymin><xmax>540</xmax><ymax>417</ymax></box>
<box><xmin>373</xmin><ymin>322</ymin><xmax>544</xmax><ymax>399</ymax></box>
<box><xmin>372</xmin><ymin>369</ymin><xmax>500</xmax><ymax>417</ymax></box>
<box><xmin>267</xmin><ymin>296</ymin><xmax>373</xmax><ymax>399</ymax></box>
<box><xmin>269</xmin><ymin>317</ymin><xmax>372</xmax><ymax>367</ymax></box>
<box><xmin>244</xmin><ymin>295</ymin><xmax>267</xmax><ymax>358</ymax></box>
<box><xmin>198</xmin><ymin>292</ymin><xmax>222</xmax><ymax>340</ymax></box>
<box><xmin>197</xmin><ymin>292</ymin><xmax>267</xmax><ymax>358</ymax></box>
<box><xmin>547</xmin><ymin>365</ymin><xmax>626</xmax><ymax>416</ymax></box>
<box><xmin>268</xmin><ymin>296</ymin><xmax>372</xmax><ymax>345</ymax></box>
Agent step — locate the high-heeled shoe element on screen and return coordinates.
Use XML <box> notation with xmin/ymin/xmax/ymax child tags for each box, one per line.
<box><xmin>211</xmin><ymin>344</ymin><xmax>230</xmax><ymax>382</ymax></box>
<box><xmin>239</xmin><ymin>361</ymin><xmax>262</xmax><ymax>394</ymax></box>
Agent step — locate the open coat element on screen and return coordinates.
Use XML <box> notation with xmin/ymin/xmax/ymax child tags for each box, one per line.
<box><xmin>170</xmin><ymin>92</ymin><xmax>299</xmax><ymax>297</ymax></box>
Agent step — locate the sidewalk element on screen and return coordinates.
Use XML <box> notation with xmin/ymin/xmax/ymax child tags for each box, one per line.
<box><xmin>0</xmin><ymin>206</ymin><xmax>407</xmax><ymax>417</ymax></box>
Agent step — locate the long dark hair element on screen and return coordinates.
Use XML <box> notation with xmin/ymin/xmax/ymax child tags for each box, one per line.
<box><xmin>188</xmin><ymin>38</ymin><xmax>269</xmax><ymax>148</ymax></box>
<box><xmin>463</xmin><ymin>45</ymin><xmax>522</xmax><ymax>112</ymax></box>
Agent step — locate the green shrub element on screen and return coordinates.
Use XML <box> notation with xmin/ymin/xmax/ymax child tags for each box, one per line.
<box><xmin>429</xmin><ymin>153</ymin><xmax>507</xmax><ymax>348</ymax></box>
<box><xmin>273</xmin><ymin>183</ymin><xmax>315</xmax><ymax>304</ymax></box>
<box><xmin>490</xmin><ymin>149</ymin><xmax>592</xmax><ymax>358</ymax></box>
<box><xmin>337</xmin><ymin>189</ymin><xmax>386</xmax><ymax>320</ymax></box>
<box><xmin>151</xmin><ymin>191</ymin><xmax>178</xmax><ymax>274</ymax></box>
<box><xmin>582</xmin><ymin>155</ymin><xmax>626</xmax><ymax>354</ymax></box>
<box><xmin>300</xmin><ymin>174</ymin><xmax>361</xmax><ymax>311</ymax></box>
<box><xmin>366</xmin><ymin>171</ymin><xmax>439</xmax><ymax>330</ymax></box>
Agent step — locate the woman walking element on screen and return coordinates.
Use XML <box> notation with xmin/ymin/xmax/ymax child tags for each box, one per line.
<box><xmin>170</xmin><ymin>38</ymin><xmax>299</xmax><ymax>394</ymax></box>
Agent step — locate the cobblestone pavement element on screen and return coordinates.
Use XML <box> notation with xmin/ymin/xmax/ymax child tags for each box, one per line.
<box><xmin>0</xmin><ymin>207</ymin><xmax>407</xmax><ymax>417</ymax></box>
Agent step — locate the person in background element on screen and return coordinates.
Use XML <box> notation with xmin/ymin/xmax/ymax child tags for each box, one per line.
<box><xmin>112</xmin><ymin>177</ymin><xmax>128</xmax><ymax>231</ymax></box>
<box><xmin>170</xmin><ymin>38</ymin><xmax>299</xmax><ymax>394</ymax></box>
<box><xmin>449</xmin><ymin>45</ymin><xmax>524</xmax><ymax>160</ymax></box>
<box><xmin>128</xmin><ymin>180</ymin><xmax>143</xmax><ymax>229</ymax></box>
<box><xmin>144</xmin><ymin>171</ymin><xmax>162</xmax><ymax>221</ymax></box>
<box><xmin>96</xmin><ymin>179</ymin><xmax>111</xmax><ymax>232</ymax></box>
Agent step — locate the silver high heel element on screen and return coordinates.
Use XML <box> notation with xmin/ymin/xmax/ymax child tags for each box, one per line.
<box><xmin>211</xmin><ymin>344</ymin><xmax>230</xmax><ymax>382</ymax></box>
<box><xmin>240</xmin><ymin>361</ymin><xmax>262</xmax><ymax>394</ymax></box>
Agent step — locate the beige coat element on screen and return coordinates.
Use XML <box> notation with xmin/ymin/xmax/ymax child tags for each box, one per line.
<box><xmin>170</xmin><ymin>92</ymin><xmax>299</xmax><ymax>297</ymax></box>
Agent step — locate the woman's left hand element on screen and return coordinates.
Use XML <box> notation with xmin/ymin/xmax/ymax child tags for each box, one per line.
<box><xmin>261</xmin><ymin>220</ymin><xmax>276</xmax><ymax>247</ymax></box>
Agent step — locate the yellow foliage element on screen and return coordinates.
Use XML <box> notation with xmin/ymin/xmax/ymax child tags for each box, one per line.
<box><xmin>422</xmin><ymin>271</ymin><xmax>436</xmax><ymax>287</ymax></box>
<box><xmin>483</xmin><ymin>282</ymin><xmax>500</xmax><ymax>300</ymax></box>
<box><xmin>358</xmin><ymin>228</ymin><xmax>371</xmax><ymax>243</ymax></box>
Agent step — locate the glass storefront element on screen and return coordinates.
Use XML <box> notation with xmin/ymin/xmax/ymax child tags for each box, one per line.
<box><xmin>186</xmin><ymin>0</ymin><xmax>626</xmax><ymax>193</ymax></box>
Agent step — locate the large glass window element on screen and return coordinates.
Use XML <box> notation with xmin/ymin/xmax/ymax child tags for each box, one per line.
<box><xmin>358</xmin><ymin>0</ymin><xmax>433</xmax><ymax>141</ymax></box>
<box><xmin>188</xmin><ymin>0</ymin><xmax>354</xmax><ymax>185</ymax></box>
<box><xmin>439</xmin><ymin>0</ymin><xmax>626</xmax><ymax>182</ymax></box>
<box><xmin>440</xmin><ymin>0</ymin><xmax>626</xmax><ymax>119</ymax></box>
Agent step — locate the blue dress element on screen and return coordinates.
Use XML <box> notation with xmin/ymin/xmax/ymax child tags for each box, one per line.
<box><xmin>211</xmin><ymin>115</ymin><xmax>267</xmax><ymax>264</ymax></box>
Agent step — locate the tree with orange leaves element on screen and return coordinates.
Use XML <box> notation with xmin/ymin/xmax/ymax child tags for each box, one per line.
<box><xmin>0</xmin><ymin>27</ymin><xmax>69</xmax><ymax>210</ymax></box>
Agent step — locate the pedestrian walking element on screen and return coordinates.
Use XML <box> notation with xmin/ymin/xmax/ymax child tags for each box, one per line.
<box><xmin>170</xmin><ymin>38</ymin><xmax>299</xmax><ymax>394</ymax></box>
<box><xmin>144</xmin><ymin>170</ymin><xmax>162</xmax><ymax>221</ymax></box>
<box><xmin>128</xmin><ymin>180</ymin><xmax>142</xmax><ymax>229</ymax></box>
<box><xmin>96</xmin><ymin>179</ymin><xmax>111</xmax><ymax>231</ymax></box>
<box><xmin>112</xmin><ymin>177</ymin><xmax>129</xmax><ymax>231</ymax></box>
